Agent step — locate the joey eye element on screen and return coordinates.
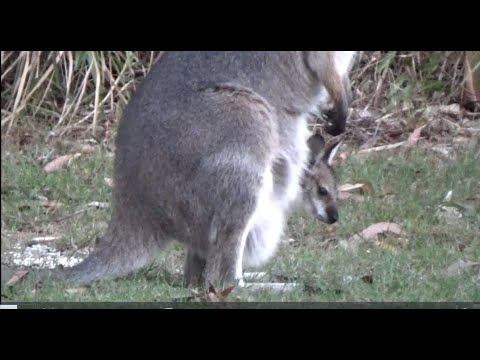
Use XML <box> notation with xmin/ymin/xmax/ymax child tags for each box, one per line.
<box><xmin>317</xmin><ymin>187</ymin><xmax>328</xmax><ymax>196</ymax></box>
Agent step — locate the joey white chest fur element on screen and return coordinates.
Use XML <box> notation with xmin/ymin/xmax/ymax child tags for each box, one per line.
<box><xmin>243</xmin><ymin>114</ymin><xmax>311</xmax><ymax>268</ymax></box>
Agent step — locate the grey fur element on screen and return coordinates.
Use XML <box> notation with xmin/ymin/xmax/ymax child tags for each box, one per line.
<box><xmin>58</xmin><ymin>52</ymin><xmax>355</xmax><ymax>288</ymax></box>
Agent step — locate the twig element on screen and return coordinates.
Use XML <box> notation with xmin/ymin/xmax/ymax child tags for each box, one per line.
<box><xmin>357</xmin><ymin>141</ymin><xmax>406</xmax><ymax>154</ymax></box>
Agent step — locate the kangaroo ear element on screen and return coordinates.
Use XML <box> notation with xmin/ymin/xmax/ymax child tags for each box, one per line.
<box><xmin>323</xmin><ymin>140</ymin><xmax>342</xmax><ymax>166</ymax></box>
<box><xmin>307</xmin><ymin>133</ymin><xmax>326</xmax><ymax>165</ymax></box>
<box><xmin>300</xmin><ymin>168</ymin><xmax>314</xmax><ymax>188</ymax></box>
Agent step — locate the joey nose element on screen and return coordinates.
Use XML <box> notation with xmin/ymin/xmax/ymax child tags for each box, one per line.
<box><xmin>327</xmin><ymin>208</ymin><xmax>338</xmax><ymax>224</ymax></box>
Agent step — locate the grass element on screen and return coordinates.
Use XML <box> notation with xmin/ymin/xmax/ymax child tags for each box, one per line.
<box><xmin>2</xmin><ymin>139</ymin><xmax>479</xmax><ymax>306</ymax></box>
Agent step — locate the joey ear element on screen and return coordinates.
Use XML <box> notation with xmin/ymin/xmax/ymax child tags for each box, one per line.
<box><xmin>300</xmin><ymin>168</ymin><xmax>314</xmax><ymax>188</ymax></box>
<box><xmin>307</xmin><ymin>133</ymin><xmax>325</xmax><ymax>165</ymax></box>
<box><xmin>323</xmin><ymin>140</ymin><xmax>342</xmax><ymax>166</ymax></box>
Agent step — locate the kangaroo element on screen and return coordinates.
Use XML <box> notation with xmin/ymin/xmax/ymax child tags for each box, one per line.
<box><xmin>54</xmin><ymin>51</ymin><xmax>356</xmax><ymax>289</ymax></box>
<box><xmin>242</xmin><ymin>132</ymin><xmax>342</xmax><ymax>286</ymax></box>
<box><xmin>301</xmin><ymin>133</ymin><xmax>342</xmax><ymax>225</ymax></box>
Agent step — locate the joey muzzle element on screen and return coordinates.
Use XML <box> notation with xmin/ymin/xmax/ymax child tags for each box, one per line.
<box><xmin>325</xmin><ymin>207</ymin><xmax>338</xmax><ymax>224</ymax></box>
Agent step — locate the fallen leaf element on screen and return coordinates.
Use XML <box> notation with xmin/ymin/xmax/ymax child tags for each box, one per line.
<box><xmin>338</xmin><ymin>181</ymin><xmax>374</xmax><ymax>195</ymax></box>
<box><xmin>338</xmin><ymin>152</ymin><xmax>349</xmax><ymax>162</ymax></box>
<box><xmin>43</xmin><ymin>155</ymin><xmax>71</xmax><ymax>172</ymax></box>
<box><xmin>349</xmin><ymin>222</ymin><xmax>403</xmax><ymax>244</ymax></box>
<box><xmin>218</xmin><ymin>286</ymin><xmax>235</xmax><ymax>301</ymax></box>
<box><xmin>446</xmin><ymin>260</ymin><xmax>480</xmax><ymax>277</ymax></box>
<box><xmin>80</xmin><ymin>144</ymin><xmax>96</xmax><ymax>154</ymax></box>
<box><xmin>207</xmin><ymin>283</ymin><xmax>220</xmax><ymax>302</ymax></box>
<box><xmin>339</xmin><ymin>183</ymin><xmax>365</xmax><ymax>192</ymax></box>
<box><xmin>6</xmin><ymin>270</ymin><xmax>29</xmax><ymax>287</ymax></box>
<box><xmin>208</xmin><ymin>283</ymin><xmax>217</xmax><ymax>294</ymax></box>
<box><xmin>407</xmin><ymin>125</ymin><xmax>426</xmax><ymax>146</ymax></box>
<box><xmin>44</xmin><ymin>154</ymin><xmax>81</xmax><ymax>173</ymax></box>
<box><xmin>205</xmin><ymin>283</ymin><xmax>235</xmax><ymax>302</ymax></box>
<box><xmin>104</xmin><ymin>177</ymin><xmax>114</xmax><ymax>187</ymax></box>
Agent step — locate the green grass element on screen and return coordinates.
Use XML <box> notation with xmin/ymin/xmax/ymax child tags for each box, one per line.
<box><xmin>1</xmin><ymin>141</ymin><xmax>479</xmax><ymax>306</ymax></box>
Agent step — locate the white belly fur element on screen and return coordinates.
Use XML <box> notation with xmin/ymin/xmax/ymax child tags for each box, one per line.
<box><xmin>243</xmin><ymin>115</ymin><xmax>311</xmax><ymax>268</ymax></box>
